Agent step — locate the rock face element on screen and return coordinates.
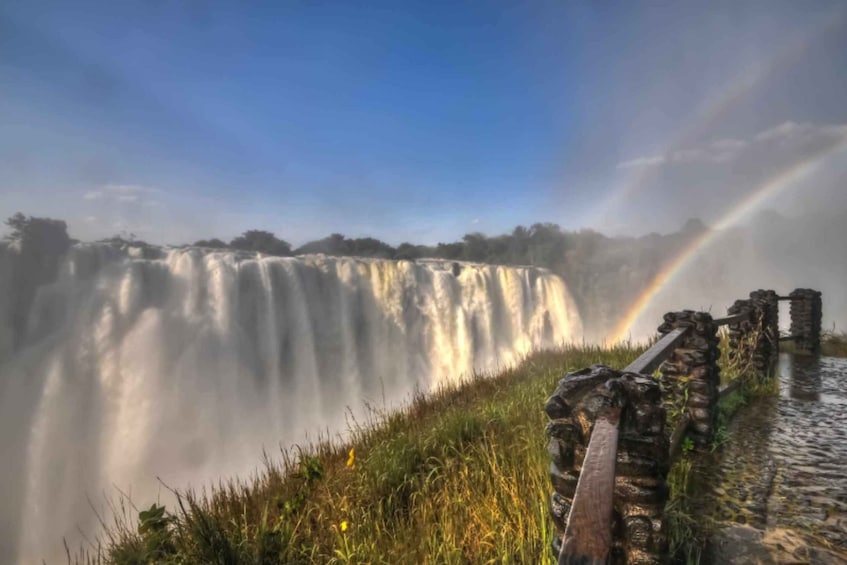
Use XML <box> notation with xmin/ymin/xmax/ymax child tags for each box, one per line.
<box><xmin>545</xmin><ymin>365</ymin><xmax>669</xmax><ymax>564</ymax></box>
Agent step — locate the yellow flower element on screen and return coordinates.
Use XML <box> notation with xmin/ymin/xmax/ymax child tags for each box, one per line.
<box><xmin>340</xmin><ymin>520</ymin><xmax>349</xmax><ymax>533</ymax></box>
<box><xmin>346</xmin><ymin>448</ymin><xmax>355</xmax><ymax>468</ymax></box>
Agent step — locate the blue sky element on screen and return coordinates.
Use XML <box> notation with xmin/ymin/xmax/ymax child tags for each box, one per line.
<box><xmin>2</xmin><ymin>1</ymin><xmax>847</xmax><ymax>245</ymax></box>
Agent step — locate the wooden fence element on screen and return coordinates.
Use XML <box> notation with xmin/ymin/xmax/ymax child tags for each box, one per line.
<box><xmin>545</xmin><ymin>288</ymin><xmax>822</xmax><ymax>564</ymax></box>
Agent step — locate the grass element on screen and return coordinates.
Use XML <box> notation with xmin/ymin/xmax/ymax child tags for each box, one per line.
<box><xmin>76</xmin><ymin>325</ymin><xmax>807</xmax><ymax>564</ymax></box>
<box><xmin>779</xmin><ymin>329</ymin><xmax>847</xmax><ymax>358</ymax></box>
<box><xmin>75</xmin><ymin>342</ymin><xmax>644</xmax><ymax>565</ymax></box>
<box><xmin>665</xmin><ymin>455</ymin><xmax>702</xmax><ymax>564</ymax></box>
<box><xmin>821</xmin><ymin>330</ymin><xmax>847</xmax><ymax>357</ymax></box>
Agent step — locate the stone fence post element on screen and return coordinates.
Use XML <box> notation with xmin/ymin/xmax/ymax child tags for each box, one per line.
<box><xmin>657</xmin><ymin>311</ymin><xmax>720</xmax><ymax>447</ymax></box>
<box><xmin>545</xmin><ymin>365</ymin><xmax>669</xmax><ymax>564</ymax></box>
<box><xmin>749</xmin><ymin>289</ymin><xmax>780</xmax><ymax>379</ymax></box>
<box><xmin>789</xmin><ymin>288</ymin><xmax>822</xmax><ymax>355</ymax></box>
<box><xmin>727</xmin><ymin>298</ymin><xmax>754</xmax><ymax>372</ymax></box>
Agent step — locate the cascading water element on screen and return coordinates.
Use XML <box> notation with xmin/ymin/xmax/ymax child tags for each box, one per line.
<box><xmin>0</xmin><ymin>243</ymin><xmax>581</xmax><ymax>563</ymax></box>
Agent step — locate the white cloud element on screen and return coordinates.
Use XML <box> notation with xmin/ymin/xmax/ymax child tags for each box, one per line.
<box><xmin>616</xmin><ymin>155</ymin><xmax>666</xmax><ymax>169</ymax></box>
<box><xmin>617</xmin><ymin>121</ymin><xmax>847</xmax><ymax>172</ymax></box>
<box><xmin>82</xmin><ymin>184</ymin><xmax>161</xmax><ymax>202</ymax></box>
<box><xmin>755</xmin><ymin>120</ymin><xmax>802</xmax><ymax>141</ymax></box>
<box><xmin>710</xmin><ymin>138</ymin><xmax>747</xmax><ymax>151</ymax></box>
<box><xmin>671</xmin><ymin>149</ymin><xmax>708</xmax><ymax>163</ymax></box>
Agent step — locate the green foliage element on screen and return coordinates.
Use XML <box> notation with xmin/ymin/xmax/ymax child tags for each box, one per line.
<box><xmin>666</xmin><ymin>456</ymin><xmax>705</xmax><ymax>564</ymax></box>
<box><xmin>193</xmin><ymin>238</ymin><xmax>229</xmax><ymax>249</ymax></box>
<box><xmin>138</xmin><ymin>509</ymin><xmax>174</xmax><ymax>562</ymax></box>
<box><xmin>821</xmin><ymin>330</ymin><xmax>847</xmax><ymax>357</ymax></box>
<box><xmin>4</xmin><ymin>212</ymin><xmax>71</xmax><ymax>255</ymax></box>
<box><xmin>109</xmin><ymin>504</ymin><xmax>177</xmax><ymax>565</ymax></box>
<box><xmin>297</xmin><ymin>453</ymin><xmax>324</xmax><ymax>484</ymax></box>
<box><xmin>295</xmin><ymin>233</ymin><xmax>395</xmax><ymax>258</ymax></box>
<box><xmin>80</xmin><ymin>343</ymin><xmax>645</xmax><ymax>565</ymax></box>
<box><xmin>230</xmin><ymin>230</ymin><xmax>292</xmax><ymax>256</ymax></box>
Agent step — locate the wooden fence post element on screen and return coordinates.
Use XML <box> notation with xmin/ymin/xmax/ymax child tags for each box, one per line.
<box><xmin>545</xmin><ymin>365</ymin><xmax>669</xmax><ymax>563</ymax></box>
<box><xmin>657</xmin><ymin>311</ymin><xmax>720</xmax><ymax>447</ymax></box>
<box><xmin>789</xmin><ymin>289</ymin><xmax>822</xmax><ymax>355</ymax></box>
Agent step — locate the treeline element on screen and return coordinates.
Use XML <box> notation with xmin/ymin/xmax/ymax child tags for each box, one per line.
<box><xmin>189</xmin><ymin>220</ymin><xmax>707</xmax><ymax>336</ymax></box>
<box><xmin>5</xmin><ymin>213</ymin><xmax>708</xmax><ymax>336</ymax></box>
<box><xmin>190</xmin><ymin>222</ymin><xmax>658</xmax><ymax>265</ymax></box>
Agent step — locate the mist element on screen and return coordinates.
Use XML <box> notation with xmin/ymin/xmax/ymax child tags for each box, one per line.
<box><xmin>619</xmin><ymin>208</ymin><xmax>847</xmax><ymax>341</ymax></box>
<box><xmin>3</xmin><ymin>0</ymin><xmax>847</xmax><ymax>562</ymax></box>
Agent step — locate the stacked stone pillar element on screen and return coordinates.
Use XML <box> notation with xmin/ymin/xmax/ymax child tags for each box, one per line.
<box><xmin>749</xmin><ymin>289</ymin><xmax>780</xmax><ymax>379</ymax></box>
<box><xmin>657</xmin><ymin>311</ymin><xmax>720</xmax><ymax>447</ymax></box>
<box><xmin>546</xmin><ymin>365</ymin><xmax>669</xmax><ymax>564</ymax></box>
<box><xmin>727</xmin><ymin>298</ymin><xmax>755</xmax><ymax>370</ymax></box>
<box><xmin>789</xmin><ymin>288</ymin><xmax>822</xmax><ymax>355</ymax></box>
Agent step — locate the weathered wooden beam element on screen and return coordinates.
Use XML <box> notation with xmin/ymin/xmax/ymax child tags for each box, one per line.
<box><xmin>713</xmin><ymin>311</ymin><xmax>751</xmax><ymax>326</ymax></box>
<box><xmin>558</xmin><ymin>407</ymin><xmax>621</xmax><ymax>565</ymax></box>
<box><xmin>668</xmin><ymin>415</ymin><xmax>691</xmax><ymax>462</ymax></box>
<box><xmin>624</xmin><ymin>327</ymin><xmax>689</xmax><ymax>375</ymax></box>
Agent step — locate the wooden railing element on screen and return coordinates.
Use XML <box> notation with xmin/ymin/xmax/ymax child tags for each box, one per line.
<box><xmin>548</xmin><ymin>288</ymin><xmax>823</xmax><ymax>564</ymax></box>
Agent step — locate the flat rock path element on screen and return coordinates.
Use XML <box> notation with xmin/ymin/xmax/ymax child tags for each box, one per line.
<box><xmin>693</xmin><ymin>354</ymin><xmax>847</xmax><ymax>563</ymax></box>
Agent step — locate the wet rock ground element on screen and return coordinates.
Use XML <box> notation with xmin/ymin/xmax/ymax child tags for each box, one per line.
<box><xmin>691</xmin><ymin>353</ymin><xmax>847</xmax><ymax>563</ymax></box>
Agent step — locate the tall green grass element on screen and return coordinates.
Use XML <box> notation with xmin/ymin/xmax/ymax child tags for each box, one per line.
<box><xmin>78</xmin><ymin>324</ymin><xmax>809</xmax><ymax>564</ymax></box>
<box><xmin>821</xmin><ymin>330</ymin><xmax>847</xmax><ymax>357</ymax></box>
<box><xmin>779</xmin><ymin>329</ymin><xmax>847</xmax><ymax>358</ymax></box>
<box><xmin>75</xmin><ymin>343</ymin><xmax>644</xmax><ymax>565</ymax></box>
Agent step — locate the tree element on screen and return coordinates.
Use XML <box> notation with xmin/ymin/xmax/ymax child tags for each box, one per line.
<box><xmin>349</xmin><ymin>237</ymin><xmax>394</xmax><ymax>258</ymax></box>
<box><xmin>3</xmin><ymin>214</ymin><xmax>73</xmax><ymax>350</ymax></box>
<box><xmin>295</xmin><ymin>234</ymin><xmax>396</xmax><ymax>258</ymax></box>
<box><xmin>193</xmin><ymin>238</ymin><xmax>228</xmax><ymax>249</ymax></box>
<box><xmin>394</xmin><ymin>242</ymin><xmax>424</xmax><ymax>260</ymax></box>
<box><xmin>434</xmin><ymin>241</ymin><xmax>463</xmax><ymax>260</ymax></box>
<box><xmin>229</xmin><ymin>230</ymin><xmax>292</xmax><ymax>256</ymax></box>
<box><xmin>461</xmin><ymin>232</ymin><xmax>489</xmax><ymax>262</ymax></box>
<box><xmin>4</xmin><ymin>213</ymin><xmax>71</xmax><ymax>256</ymax></box>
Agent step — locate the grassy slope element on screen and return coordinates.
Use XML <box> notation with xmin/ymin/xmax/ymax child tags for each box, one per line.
<box><xmin>81</xmin><ymin>334</ymin><xmax>847</xmax><ymax>564</ymax></box>
<box><xmin>81</xmin><ymin>344</ymin><xmax>643</xmax><ymax>565</ymax></box>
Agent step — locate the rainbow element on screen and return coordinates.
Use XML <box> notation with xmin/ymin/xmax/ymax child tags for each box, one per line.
<box><xmin>592</xmin><ymin>9</ymin><xmax>846</xmax><ymax>225</ymax></box>
<box><xmin>610</xmin><ymin>133</ymin><xmax>847</xmax><ymax>343</ymax></box>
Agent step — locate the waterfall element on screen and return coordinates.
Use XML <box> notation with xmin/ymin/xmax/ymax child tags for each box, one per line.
<box><xmin>0</xmin><ymin>243</ymin><xmax>581</xmax><ymax>562</ymax></box>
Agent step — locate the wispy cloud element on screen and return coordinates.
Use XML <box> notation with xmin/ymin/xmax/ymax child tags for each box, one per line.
<box><xmin>617</xmin><ymin>121</ymin><xmax>847</xmax><ymax>171</ymax></box>
<box><xmin>82</xmin><ymin>184</ymin><xmax>161</xmax><ymax>202</ymax></box>
<box><xmin>616</xmin><ymin>155</ymin><xmax>666</xmax><ymax>169</ymax></box>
